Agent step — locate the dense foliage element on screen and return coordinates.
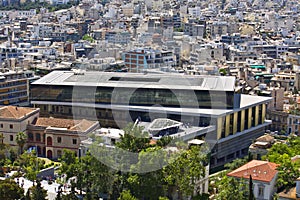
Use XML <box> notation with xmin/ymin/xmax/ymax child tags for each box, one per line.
<box><xmin>14</xmin><ymin>151</ymin><xmax>45</xmax><ymax>182</ymax></box>
<box><xmin>27</xmin><ymin>179</ymin><xmax>48</xmax><ymax>200</ymax></box>
<box><xmin>262</xmin><ymin>136</ymin><xmax>300</xmax><ymax>190</ymax></box>
<box><xmin>0</xmin><ymin>179</ymin><xmax>24</xmax><ymax>200</ymax></box>
<box><xmin>59</xmin><ymin>123</ymin><xmax>209</xmax><ymax>199</ymax></box>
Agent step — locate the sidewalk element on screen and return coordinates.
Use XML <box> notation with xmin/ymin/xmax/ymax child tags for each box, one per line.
<box><xmin>14</xmin><ymin>177</ymin><xmax>67</xmax><ymax>200</ymax></box>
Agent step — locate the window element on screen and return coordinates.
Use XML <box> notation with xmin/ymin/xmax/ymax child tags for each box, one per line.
<box><xmin>258</xmin><ymin>186</ymin><xmax>264</xmax><ymax>197</ymax></box>
<box><xmin>0</xmin><ymin>124</ymin><xmax>3</xmax><ymax>128</ymax></box>
<box><xmin>57</xmin><ymin>150</ymin><xmax>62</xmax><ymax>158</ymax></box>
<box><xmin>47</xmin><ymin>137</ymin><xmax>52</xmax><ymax>146</ymax></box>
<box><xmin>57</xmin><ymin>137</ymin><xmax>62</xmax><ymax>143</ymax></box>
<box><xmin>36</xmin><ymin>133</ymin><xmax>41</xmax><ymax>142</ymax></box>
<box><xmin>9</xmin><ymin>124</ymin><xmax>13</xmax><ymax>129</ymax></box>
<box><xmin>10</xmin><ymin>135</ymin><xmax>13</xmax><ymax>141</ymax></box>
<box><xmin>28</xmin><ymin>133</ymin><xmax>34</xmax><ymax>141</ymax></box>
<box><xmin>72</xmin><ymin>139</ymin><xmax>77</xmax><ymax>145</ymax></box>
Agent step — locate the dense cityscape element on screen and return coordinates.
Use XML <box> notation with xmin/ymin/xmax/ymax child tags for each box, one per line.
<box><xmin>0</xmin><ymin>0</ymin><xmax>300</xmax><ymax>199</ymax></box>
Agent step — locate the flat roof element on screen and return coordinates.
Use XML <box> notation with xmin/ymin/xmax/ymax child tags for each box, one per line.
<box><xmin>32</xmin><ymin>71</ymin><xmax>236</xmax><ymax>91</ymax></box>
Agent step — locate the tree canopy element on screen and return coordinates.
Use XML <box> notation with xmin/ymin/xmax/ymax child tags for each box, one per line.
<box><xmin>262</xmin><ymin>136</ymin><xmax>300</xmax><ymax>190</ymax></box>
<box><xmin>0</xmin><ymin>179</ymin><xmax>24</xmax><ymax>200</ymax></box>
<box><xmin>16</xmin><ymin>132</ymin><xmax>27</xmax><ymax>155</ymax></box>
<box><xmin>59</xmin><ymin>123</ymin><xmax>209</xmax><ymax>200</ymax></box>
<box><xmin>28</xmin><ymin>179</ymin><xmax>47</xmax><ymax>200</ymax></box>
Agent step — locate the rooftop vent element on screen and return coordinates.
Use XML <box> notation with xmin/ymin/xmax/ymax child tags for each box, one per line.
<box><xmin>109</xmin><ymin>77</ymin><xmax>160</xmax><ymax>82</ymax></box>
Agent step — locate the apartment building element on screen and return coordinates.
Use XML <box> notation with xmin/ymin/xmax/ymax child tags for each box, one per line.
<box><xmin>271</xmin><ymin>72</ymin><xmax>299</xmax><ymax>91</ymax></box>
<box><xmin>122</xmin><ymin>48</ymin><xmax>175</xmax><ymax>72</ymax></box>
<box><xmin>190</xmin><ymin>43</ymin><xmax>224</xmax><ymax>64</ymax></box>
<box><xmin>287</xmin><ymin>114</ymin><xmax>300</xmax><ymax>135</ymax></box>
<box><xmin>0</xmin><ymin>70</ymin><xmax>38</xmax><ymax>106</ymax></box>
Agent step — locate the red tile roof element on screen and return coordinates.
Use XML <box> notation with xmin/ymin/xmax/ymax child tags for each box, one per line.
<box><xmin>227</xmin><ymin>160</ymin><xmax>278</xmax><ymax>183</ymax></box>
<box><xmin>0</xmin><ymin>106</ymin><xmax>37</xmax><ymax>119</ymax></box>
<box><xmin>35</xmin><ymin>117</ymin><xmax>98</xmax><ymax>132</ymax></box>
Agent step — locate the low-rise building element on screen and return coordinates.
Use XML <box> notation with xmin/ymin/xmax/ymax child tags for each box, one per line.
<box><xmin>227</xmin><ymin>160</ymin><xmax>278</xmax><ymax>200</ymax></box>
<box><xmin>0</xmin><ymin>106</ymin><xmax>39</xmax><ymax>147</ymax></box>
<box><xmin>249</xmin><ymin>134</ymin><xmax>275</xmax><ymax>160</ymax></box>
<box><xmin>287</xmin><ymin>114</ymin><xmax>300</xmax><ymax>135</ymax></box>
<box><xmin>26</xmin><ymin>117</ymin><xmax>99</xmax><ymax>159</ymax></box>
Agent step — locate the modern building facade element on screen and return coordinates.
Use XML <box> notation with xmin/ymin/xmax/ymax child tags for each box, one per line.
<box><xmin>0</xmin><ymin>70</ymin><xmax>38</xmax><ymax>106</ymax></box>
<box><xmin>30</xmin><ymin>71</ymin><xmax>272</xmax><ymax>169</ymax></box>
<box><xmin>122</xmin><ymin>48</ymin><xmax>175</xmax><ymax>72</ymax></box>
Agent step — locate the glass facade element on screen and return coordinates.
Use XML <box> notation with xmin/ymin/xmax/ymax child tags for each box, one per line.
<box><xmin>31</xmin><ymin>85</ymin><xmax>235</xmax><ymax>109</ymax></box>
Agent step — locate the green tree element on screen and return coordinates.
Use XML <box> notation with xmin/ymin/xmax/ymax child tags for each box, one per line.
<box><xmin>118</xmin><ymin>190</ymin><xmax>137</xmax><ymax>200</ymax></box>
<box><xmin>0</xmin><ymin>133</ymin><xmax>5</xmax><ymax>150</ymax></box>
<box><xmin>25</xmin><ymin>189</ymin><xmax>31</xmax><ymax>200</ymax></box>
<box><xmin>126</xmin><ymin>147</ymin><xmax>167</xmax><ymax>199</ymax></box>
<box><xmin>61</xmin><ymin>185</ymin><xmax>78</xmax><ymax>200</ymax></box>
<box><xmin>262</xmin><ymin>136</ymin><xmax>300</xmax><ymax>190</ymax></box>
<box><xmin>60</xmin><ymin>122</ymin><xmax>211</xmax><ymax>199</ymax></box>
<box><xmin>224</xmin><ymin>157</ymin><xmax>248</xmax><ymax>171</ymax></box>
<box><xmin>82</xmin><ymin>34</ymin><xmax>94</xmax><ymax>42</ymax></box>
<box><xmin>28</xmin><ymin>179</ymin><xmax>47</xmax><ymax>200</ymax></box>
<box><xmin>249</xmin><ymin>175</ymin><xmax>254</xmax><ymax>200</ymax></box>
<box><xmin>59</xmin><ymin>149</ymin><xmax>78</xmax><ymax>180</ymax></box>
<box><xmin>55</xmin><ymin>185</ymin><xmax>63</xmax><ymax>200</ymax></box>
<box><xmin>219</xmin><ymin>68</ymin><xmax>227</xmax><ymax>76</ymax></box>
<box><xmin>116</xmin><ymin>123</ymin><xmax>150</xmax><ymax>153</ymax></box>
<box><xmin>59</xmin><ymin>149</ymin><xmax>115</xmax><ymax>199</ymax></box>
<box><xmin>215</xmin><ymin>176</ymin><xmax>249</xmax><ymax>200</ymax></box>
<box><xmin>15</xmin><ymin>151</ymin><xmax>45</xmax><ymax>182</ymax></box>
<box><xmin>0</xmin><ymin>179</ymin><xmax>24</xmax><ymax>200</ymax></box>
<box><xmin>115</xmin><ymin>123</ymin><xmax>150</xmax><ymax>171</ymax></box>
<box><xmin>156</xmin><ymin>136</ymin><xmax>172</xmax><ymax>147</ymax></box>
<box><xmin>16</xmin><ymin>131</ymin><xmax>27</xmax><ymax>155</ymax></box>
<box><xmin>163</xmin><ymin>145</ymin><xmax>208</xmax><ymax>199</ymax></box>
<box><xmin>275</xmin><ymin>154</ymin><xmax>300</xmax><ymax>190</ymax></box>
<box><xmin>159</xmin><ymin>197</ymin><xmax>169</xmax><ymax>200</ymax></box>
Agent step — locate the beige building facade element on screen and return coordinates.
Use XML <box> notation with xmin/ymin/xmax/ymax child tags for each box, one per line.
<box><xmin>27</xmin><ymin>118</ymin><xmax>99</xmax><ymax>159</ymax></box>
<box><xmin>0</xmin><ymin>106</ymin><xmax>39</xmax><ymax>147</ymax></box>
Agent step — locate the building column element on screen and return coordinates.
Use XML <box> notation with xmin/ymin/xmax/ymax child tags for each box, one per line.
<box><xmin>248</xmin><ymin>108</ymin><xmax>252</xmax><ymax>129</ymax></box>
<box><xmin>255</xmin><ymin>105</ymin><xmax>259</xmax><ymax>126</ymax></box>
<box><xmin>262</xmin><ymin>104</ymin><xmax>266</xmax><ymax>123</ymax></box>
<box><xmin>217</xmin><ymin>117</ymin><xmax>223</xmax><ymax>139</ymax></box>
<box><xmin>225</xmin><ymin>115</ymin><xmax>230</xmax><ymax>137</ymax></box>
<box><xmin>241</xmin><ymin>110</ymin><xmax>245</xmax><ymax>131</ymax></box>
<box><xmin>233</xmin><ymin>112</ymin><xmax>238</xmax><ymax>134</ymax></box>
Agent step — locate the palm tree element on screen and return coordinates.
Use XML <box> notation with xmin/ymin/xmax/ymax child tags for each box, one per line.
<box><xmin>16</xmin><ymin>132</ymin><xmax>27</xmax><ymax>155</ymax></box>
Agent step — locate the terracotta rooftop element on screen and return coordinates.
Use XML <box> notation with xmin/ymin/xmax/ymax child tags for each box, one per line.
<box><xmin>0</xmin><ymin>106</ymin><xmax>38</xmax><ymax>119</ymax></box>
<box><xmin>35</xmin><ymin>117</ymin><xmax>98</xmax><ymax>132</ymax></box>
<box><xmin>278</xmin><ymin>187</ymin><xmax>300</xmax><ymax>200</ymax></box>
<box><xmin>256</xmin><ymin>134</ymin><xmax>274</xmax><ymax>143</ymax></box>
<box><xmin>149</xmin><ymin>139</ymin><xmax>157</xmax><ymax>145</ymax></box>
<box><xmin>227</xmin><ymin>160</ymin><xmax>278</xmax><ymax>183</ymax></box>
